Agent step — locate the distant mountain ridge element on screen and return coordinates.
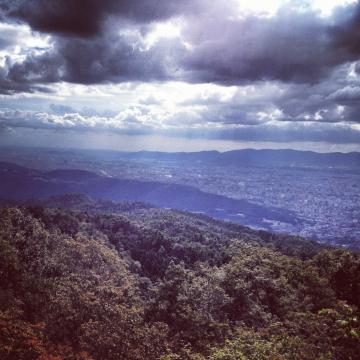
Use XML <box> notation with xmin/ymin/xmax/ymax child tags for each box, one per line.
<box><xmin>1</xmin><ymin>147</ymin><xmax>359</xmax><ymax>171</ymax></box>
<box><xmin>117</xmin><ymin>148</ymin><xmax>360</xmax><ymax>169</ymax></box>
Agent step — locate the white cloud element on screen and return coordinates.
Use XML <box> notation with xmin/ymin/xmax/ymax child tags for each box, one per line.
<box><xmin>234</xmin><ymin>0</ymin><xmax>357</xmax><ymax>17</ymax></box>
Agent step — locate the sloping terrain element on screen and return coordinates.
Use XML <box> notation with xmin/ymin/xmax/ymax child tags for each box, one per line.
<box><xmin>0</xmin><ymin>162</ymin><xmax>300</xmax><ymax>231</ymax></box>
<box><xmin>0</xmin><ymin>195</ymin><xmax>359</xmax><ymax>359</ymax></box>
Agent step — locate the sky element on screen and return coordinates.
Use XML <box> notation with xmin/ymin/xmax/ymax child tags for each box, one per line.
<box><xmin>0</xmin><ymin>0</ymin><xmax>359</xmax><ymax>152</ymax></box>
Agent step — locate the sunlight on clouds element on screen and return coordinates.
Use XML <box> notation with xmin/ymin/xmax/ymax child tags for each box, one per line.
<box><xmin>0</xmin><ymin>23</ymin><xmax>52</xmax><ymax>66</ymax></box>
<box><xmin>145</xmin><ymin>21</ymin><xmax>182</xmax><ymax>46</ymax></box>
<box><xmin>347</xmin><ymin>62</ymin><xmax>360</xmax><ymax>80</ymax></box>
<box><xmin>133</xmin><ymin>82</ymin><xmax>237</xmax><ymax>106</ymax></box>
<box><xmin>235</xmin><ymin>0</ymin><xmax>357</xmax><ymax>17</ymax></box>
<box><xmin>50</xmin><ymin>81</ymin><xmax>238</xmax><ymax>110</ymax></box>
<box><xmin>312</xmin><ymin>0</ymin><xmax>357</xmax><ymax>16</ymax></box>
<box><xmin>0</xmin><ymin>22</ymin><xmax>51</xmax><ymax>49</ymax></box>
<box><xmin>336</xmin><ymin>105</ymin><xmax>345</xmax><ymax>116</ymax></box>
<box><xmin>257</xmin><ymin>108</ymin><xmax>284</xmax><ymax>122</ymax></box>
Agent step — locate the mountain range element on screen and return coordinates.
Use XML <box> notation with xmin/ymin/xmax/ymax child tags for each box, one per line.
<box><xmin>115</xmin><ymin>148</ymin><xmax>360</xmax><ymax>170</ymax></box>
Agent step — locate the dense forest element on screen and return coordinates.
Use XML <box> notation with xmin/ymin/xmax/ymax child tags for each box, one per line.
<box><xmin>0</xmin><ymin>194</ymin><xmax>359</xmax><ymax>359</ymax></box>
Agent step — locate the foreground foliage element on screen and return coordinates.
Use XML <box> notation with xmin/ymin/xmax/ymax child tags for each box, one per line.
<box><xmin>0</xmin><ymin>196</ymin><xmax>359</xmax><ymax>359</ymax></box>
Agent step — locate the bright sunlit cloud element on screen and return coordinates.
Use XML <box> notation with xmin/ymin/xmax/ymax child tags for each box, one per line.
<box><xmin>0</xmin><ymin>22</ymin><xmax>52</xmax><ymax>66</ymax></box>
<box><xmin>144</xmin><ymin>20</ymin><xmax>183</xmax><ymax>48</ymax></box>
<box><xmin>235</xmin><ymin>0</ymin><xmax>357</xmax><ymax>16</ymax></box>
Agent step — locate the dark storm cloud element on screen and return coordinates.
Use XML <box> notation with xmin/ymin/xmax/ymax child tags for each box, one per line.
<box><xmin>356</xmin><ymin>62</ymin><xmax>360</xmax><ymax>74</ymax></box>
<box><xmin>7</xmin><ymin>51</ymin><xmax>63</xmax><ymax>83</ymax></box>
<box><xmin>1</xmin><ymin>1</ymin><xmax>360</xmax><ymax>90</ymax></box>
<box><xmin>0</xmin><ymin>49</ymin><xmax>64</xmax><ymax>94</ymax></box>
<box><xmin>0</xmin><ymin>29</ymin><xmax>186</xmax><ymax>93</ymax></box>
<box><xmin>1</xmin><ymin>0</ymin><xmax>206</xmax><ymax>37</ymax></box>
<box><xmin>0</xmin><ymin>0</ymin><xmax>200</xmax><ymax>92</ymax></box>
<box><xmin>0</xmin><ymin>0</ymin><xmax>360</xmax><ymax>144</ymax></box>
<box><xmin>58</xmin><ymin>35</ymin><xmax>183</xmax><ymax>84</ymax></box>
<box><xmin>182</xmin><ymin>3</ymin><xmax>360</xmax><ymax>84</ymax></box>
<box><xmin>329</xmin><ymin>1</ymin><xmax>360</xmax><ymax>56</ymax></box>
<box><xmin>328</xmin><ymin>86</ymin><xmax>360</xmax><ymax>103</ymax></box>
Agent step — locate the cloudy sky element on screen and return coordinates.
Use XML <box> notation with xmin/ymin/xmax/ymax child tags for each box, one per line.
<box><xmin>0</xmin><ymin>0</ymin><xmax>359</xmax><ymax>152</ymax></box>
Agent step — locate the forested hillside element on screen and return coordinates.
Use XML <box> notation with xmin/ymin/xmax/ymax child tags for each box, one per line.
<box><xmin>0</xmin><ymin>196</ymin><xmax>359</xmax><ymax>359</ymax></box>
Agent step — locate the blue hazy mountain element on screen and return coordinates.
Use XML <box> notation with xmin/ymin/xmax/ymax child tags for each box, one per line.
<box><xmin>0</xmin><ymin>161</ymin><xmax>299</xmax><ymax>232</ymax></box>
<box><xmin>116</xmin><ymin>149</ymin><xmax>360</xmax><ymax>169</ymax></box>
